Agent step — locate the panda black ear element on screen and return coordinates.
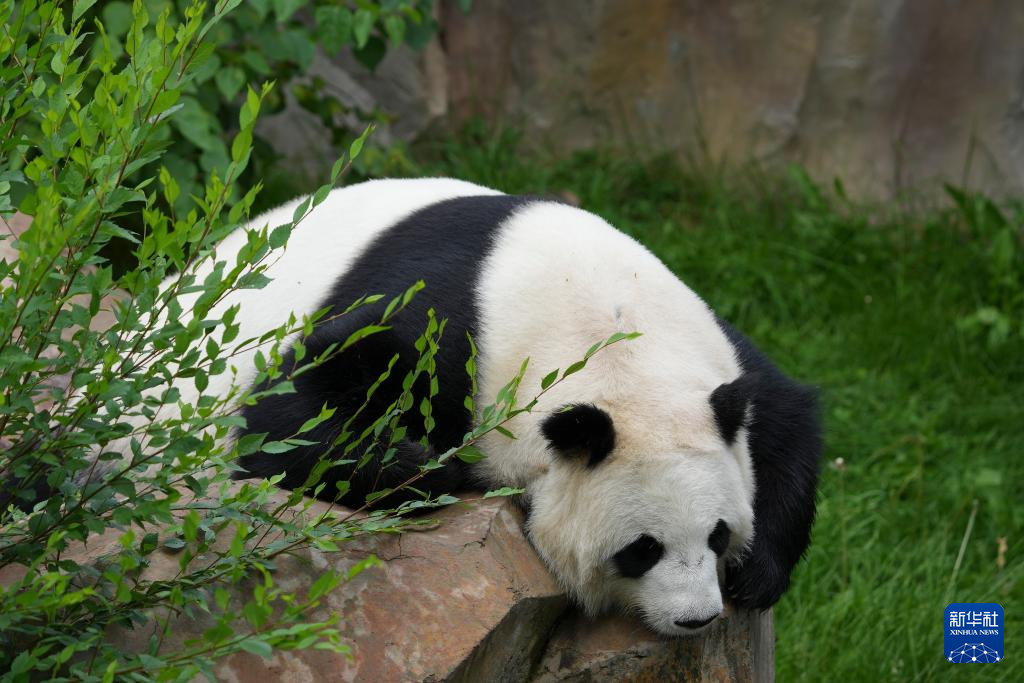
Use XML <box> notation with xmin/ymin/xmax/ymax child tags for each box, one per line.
<box><xmin>709</xmin><ymin>373</ymin><xmax>758</xmax><ymax>445</ymax></box>
<box><xmin>540</xmin><ymin>403</ymin><xmax>615</xmax><ymax>467</ymax></box>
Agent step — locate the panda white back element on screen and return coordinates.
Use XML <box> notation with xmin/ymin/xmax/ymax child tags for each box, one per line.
<box><xmin>170</xmin><ymin>178</ymin><xmax>502</xmax><ymax>410</ymax></box>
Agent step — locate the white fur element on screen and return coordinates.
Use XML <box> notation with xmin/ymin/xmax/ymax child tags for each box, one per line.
<box><xmin>171</xmin><ymin>178</ymin><xmax>502</xmax><ymax>409</ymax></box>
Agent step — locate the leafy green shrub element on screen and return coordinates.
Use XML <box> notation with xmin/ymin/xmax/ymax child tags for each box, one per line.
<box><xmin>8</xmin><ymin>0</ymin><xmax>442</xmax><ymax>223</ymax></box>
<box><xmin>0</xmin><ymin>4</ymin><xmax>623</xmax><ymax>678</ymax></box>
<box><xmin>0</xmin><ymin>1</ymin><xmax>359</xmax><ymax>677</ymax></box>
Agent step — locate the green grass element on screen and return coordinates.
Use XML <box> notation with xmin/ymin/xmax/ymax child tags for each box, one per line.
<box><xmin>400</xmin><ymin>126</ymin><xmax>1023</xmax><ymax>681</ymax></box>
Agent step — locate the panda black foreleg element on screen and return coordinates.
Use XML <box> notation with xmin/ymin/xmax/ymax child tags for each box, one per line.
<box><xmin>290</xmin><ymin>432</ymin><xmax>466</xmax><ymax>510</ymax></box>
<box><xmin>237</xmin><ymin>390</ymin><xmax>468</xmax><ymax>510</ymax></box>
<box><xmin>338</xmin><ymin>436</ymin><xmax>468</xmax><ymax>510</ymax></box>
<box><xmin>235</xmin><ymin>315</ymin><xmax>470</xmax><ymax>510</ymax></box>
<box><xmin>714</xmin><ymin>319</ymin><xmax>823</xmax><ymax>610</ymax></box>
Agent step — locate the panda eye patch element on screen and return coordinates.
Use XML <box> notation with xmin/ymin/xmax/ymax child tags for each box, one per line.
<box><xmin>612</xmin><ymin>534</ymin><xmax>664</xmax><ymax>578</ymax></box>
<box><xmin>708</xmin><ymin>519</ymin><xmax>731</xmax><ymax>556</ymax></box>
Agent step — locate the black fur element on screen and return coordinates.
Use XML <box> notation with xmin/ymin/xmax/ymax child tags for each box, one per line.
<box><xmin>707</xmin><ymin>519</ymin><xmax>731</xmax><ymax>557</ymax></box>
<box><xmin>612</xmin><ymin>534</ymin><xmax>665</xmax><ymax>578</ymax></box>
<box><xmin>540</xmin><ymin>403</ymin><xmax>616</xmax><ymax>467</ymax></box>
<box><xmin>710</xmin><ymin>373</ymin><xmax>757</xmax><ymax>445</ymax></box>
<box><xmin>236</xmin><ymin>194</ymin><xmax>534</xmax><ymax>508</ymax></box>
<box><xmin>708</xmin><ymin>370</ymin><xmax>757</xmax><ymax>446</ymax></box>
<box><xmin>715</xmin><ymin>317</ymin><xmax>822</xmax><ymax>610</ymax></box>
<box><xmin>0</xmin><ymin>467</ymin><xmax>55</xmax><ymax>515</ymax></box>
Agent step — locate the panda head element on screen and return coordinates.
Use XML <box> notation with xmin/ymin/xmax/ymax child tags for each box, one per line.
<box><xmin>524</xmin><ymin>375</ymin><xmax>768</xmax><ymax>637</ymax></box>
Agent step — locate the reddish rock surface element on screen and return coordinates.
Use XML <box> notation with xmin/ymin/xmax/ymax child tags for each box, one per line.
<box><xmin>532</xmin><ymin>607</ymin><xmax>773</xmax><ymax>682</ymax></box>
<box><xmin>112</xmin><ymin>497</ymin><xmax>771</xmax><ymax>682</ymax></box>
<box><xmin>3</xmin><ymin>492</ymin><xmax>773</xmax><ymax>681</ymax></box>
<box><xmin>214</xmin><ymin>500</ymin><xmax>565</xmax><ymax>682</ymax></box>
<box><xmin>437</xmin><ymin>0</ymin><xmax>1024</xmax><ymax>199</ymax></box>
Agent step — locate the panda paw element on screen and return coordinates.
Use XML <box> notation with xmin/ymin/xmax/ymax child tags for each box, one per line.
<box><xmin>725</xmin><ymin>555</ymin><xmax>790</xmax><ymax>611</ymax></box>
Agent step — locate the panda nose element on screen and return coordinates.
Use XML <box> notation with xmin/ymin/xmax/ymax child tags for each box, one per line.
<box><xmin>674</xmin><ymin>613</ymin><xmax>719</xmax><ymax>630</ymax></box>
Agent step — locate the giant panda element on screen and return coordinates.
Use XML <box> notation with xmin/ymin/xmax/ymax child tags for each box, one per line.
<box><xmin>115</xmin><ymin>178</ymin><xmax>824</xmax><ymax>635</ymax></box>
<box><xmin>204</xmin><ymin>178</ymin><xmax>824</xmax><ymax>636</ymax></box>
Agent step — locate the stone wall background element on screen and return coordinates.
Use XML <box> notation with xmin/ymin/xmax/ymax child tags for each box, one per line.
<box><xmin>263</xmin><ymin>0</ymin><xmax>1024</xmax><ymax>199</ymax></box>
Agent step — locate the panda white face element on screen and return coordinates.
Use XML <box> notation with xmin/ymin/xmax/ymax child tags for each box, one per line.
<box><xmin>601</xmin><ymin>456</ymin><xmax>752</xmax><ymax>636</ymax></box>
<box><xmin>467</xmin><ymin>196</ymin><xmax>819</xmax><ymax>625</ymax></box>
<box><xmin>611</xmin><ymin>528</ymin><xmax>725</xmax><ymax>635</ymax></box>
<box><xmin>524</xmin><ymin>402</ymin><xmax>755</xmax><ymax>637</ymax></box>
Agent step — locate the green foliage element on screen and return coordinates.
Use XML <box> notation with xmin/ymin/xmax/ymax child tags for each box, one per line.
<box><xmin>8</xmin><ymin>0</ymin><xmax>438</xmax><ymax>224</ymax></box>
<box><xmin>411</xmin><ymin>126</ymin><xmax>1023</xmax><ymax>682</ymax></box>
<box><xmin>0</xmin><ymin>1</ymin><xmax>355</xmax><ymax>677</ymax></box>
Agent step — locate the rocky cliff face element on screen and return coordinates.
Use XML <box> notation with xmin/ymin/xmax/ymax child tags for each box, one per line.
<box><xmin>267</xmin><ymin>0</ymin><xmax>1024</xmax><ymax>198</ymax></box>
<box><xmin>439</xmin><ymin>0</ymin><xmax>1024</xmax><ymax>198</ymax></box>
